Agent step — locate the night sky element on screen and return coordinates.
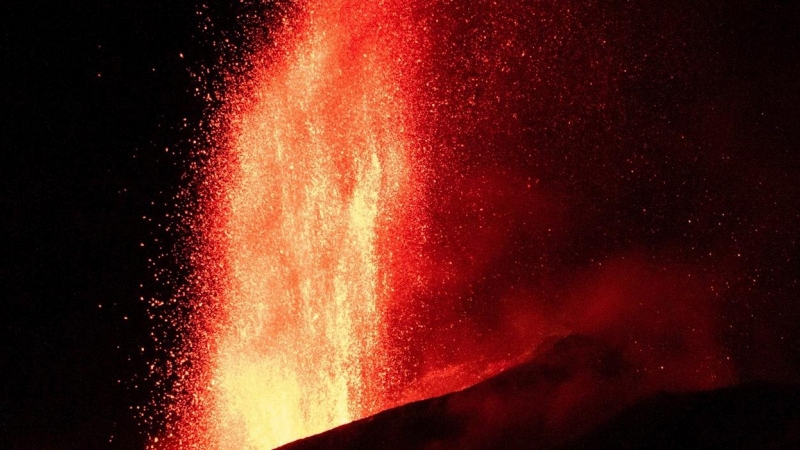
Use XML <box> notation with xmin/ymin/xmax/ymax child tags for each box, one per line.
<box><xmin>1</xmin><ymin>1</ymin><xmax>799</xmax><ymax>449</ymax></box>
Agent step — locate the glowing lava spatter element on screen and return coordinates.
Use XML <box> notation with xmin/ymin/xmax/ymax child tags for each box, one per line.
<box><xmin>170</xmin><ymin>1</ymin><xmax>422</xmax><ymax>448</ymax></box>
<box><xmin>146</xmin><ymin>0</ymin><xmax>774</xmax><ymax>447</ymax></box>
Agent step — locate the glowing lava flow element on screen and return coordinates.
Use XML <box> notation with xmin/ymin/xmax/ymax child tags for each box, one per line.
<box><xmin>180</xmin><ymin>1</ymin><xmax>418</xmax><ymax>448</ymax></box>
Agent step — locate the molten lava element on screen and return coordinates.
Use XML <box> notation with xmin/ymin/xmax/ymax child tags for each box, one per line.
<box><xmin>164</xmin><ymin>1</ymin><xmax>423</xmax><ymax>448</ymax></box>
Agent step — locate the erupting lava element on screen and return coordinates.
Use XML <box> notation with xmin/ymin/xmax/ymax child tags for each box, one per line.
<box><xmin>159</xmin><ymin>1</ymin><xmax>424</xmax><ymax>448</ymax></box>
<box><xmin>212</xmin><ymin>9</ymin><xmax>411</xmax><ymax>450</ymax></box>
<box><xmin>151</xmin><ymin>0</ymin><xmax>750</xmax><ymax>448</ymax></box>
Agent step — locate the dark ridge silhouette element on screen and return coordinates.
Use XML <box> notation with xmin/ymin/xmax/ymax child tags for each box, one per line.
<box><xmin>279</xmin><ymin>335</ymin><xmax>800</xmax><ymax>450</ymax></box>
<box><xmin>564</xmin><ymin>382</ymin><xmax>800</xmax><ymax>450</ymax></box>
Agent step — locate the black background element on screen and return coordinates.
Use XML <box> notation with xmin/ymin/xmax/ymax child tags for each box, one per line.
<box><xmin>1</xmin><ymin>1</ymin><xmax>798</xmax><ymax>449</ymax></box>
<box><xmin>1</xmin><ymin>1</ymin><xmax>213</xmax><ymax>447</ymax></box>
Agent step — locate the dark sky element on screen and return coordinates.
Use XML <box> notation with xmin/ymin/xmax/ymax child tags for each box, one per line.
<box><xmin>1</xmin><ymin>1</ymin><xmax>799</xmax><ymax>449</ymax></box>
<box><xmin>1</xmin><ymin>1</ymin><xmax>212</xmax><ymax>448</ymax></box>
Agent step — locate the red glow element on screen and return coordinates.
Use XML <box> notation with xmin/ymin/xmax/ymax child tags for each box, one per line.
<box><xmin>148</xmin><ymin>0</ymin><xmax>749</xmax><ymax>448</ymax></box>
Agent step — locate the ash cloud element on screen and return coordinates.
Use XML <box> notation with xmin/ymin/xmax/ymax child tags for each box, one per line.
<box><xmin>381</xmin><ymin>0</ymin><xmax>800</xmax><ymax>407</ymax></box>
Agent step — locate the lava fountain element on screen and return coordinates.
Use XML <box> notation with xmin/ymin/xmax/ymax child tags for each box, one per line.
<box><xmin>147</xmin><ymin>0</ymin><xmax>763</xmax><ymax>447</ymax></box>
<box><xmin>162</xmin><ymin>0</ymin><xmax>423</xmax><ymax>448</ymax></box>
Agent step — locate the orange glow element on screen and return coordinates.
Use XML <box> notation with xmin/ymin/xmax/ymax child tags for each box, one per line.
<box><xmin>146</xmin><ymin>2</ymin><xmax>758</xmax><ymax>448</ymax></box>
<box><xmin>178</xmin><ymin>1</ymin><xmax>420</xmax><ymax>448</ymax></box>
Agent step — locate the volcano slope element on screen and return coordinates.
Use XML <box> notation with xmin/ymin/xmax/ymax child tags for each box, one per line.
<box><xmin>279</xmin><ymin>334</ymin><xmax>800</xmax><ymax>450</ymax></box>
